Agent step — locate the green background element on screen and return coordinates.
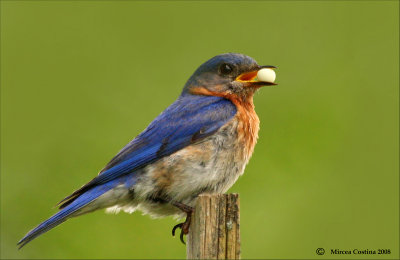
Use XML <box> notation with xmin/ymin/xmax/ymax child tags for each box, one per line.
<box><xmin>1</xmin><ymin>1</ymin><xmax>398</xmax><ymax>259</ymax></box>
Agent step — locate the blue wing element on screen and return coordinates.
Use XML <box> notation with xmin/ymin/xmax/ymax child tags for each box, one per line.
<box><xmin>58</xmin><ymin>94</ymin><xmax>237</xmax><ymax>208</ymax></box>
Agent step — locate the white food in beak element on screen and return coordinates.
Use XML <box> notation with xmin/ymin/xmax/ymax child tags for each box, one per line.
<box><xmin>257</xmin><ymin>68</ymin><xmax>276</xmax><ymax>83</ymax></box>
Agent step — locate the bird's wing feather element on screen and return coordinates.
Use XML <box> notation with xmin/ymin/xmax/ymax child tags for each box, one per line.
<box><xmin>58</xmin><ymin>95</ymin><xmax>236</xmax><ymax>208</ymax></box>
<box><xmin>17</xmin><ymin>177</ymin><xmax>128</xmax><ymax>249</ymax></box>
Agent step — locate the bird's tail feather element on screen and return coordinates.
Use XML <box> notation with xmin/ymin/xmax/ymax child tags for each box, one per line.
<box><xmin>17</xmin><ymin>179</ymin><xmax>123</xmax><ymax>249</ymax></box>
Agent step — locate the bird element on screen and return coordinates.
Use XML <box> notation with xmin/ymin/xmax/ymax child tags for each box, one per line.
<box><xmin>17</xmin><ymin>53</ymin><xmax>277</xmax><ymax>248</ymax></box>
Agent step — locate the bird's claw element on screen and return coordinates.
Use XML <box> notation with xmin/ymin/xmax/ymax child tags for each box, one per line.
<box><xmin>171</xmin><ymin>223</ymin><xmax>182</xmax><ymax>237</ymax></box>
<box><xmin>171</xmin><ymin>219</ymin><xmax>190</xmax><ymax>244</ymax></box>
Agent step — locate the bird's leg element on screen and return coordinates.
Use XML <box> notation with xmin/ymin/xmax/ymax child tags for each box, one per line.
<box><xmin>171</xmin><ymin>201</ymin><xmax>193</xmax><ymax>244</ymax></box>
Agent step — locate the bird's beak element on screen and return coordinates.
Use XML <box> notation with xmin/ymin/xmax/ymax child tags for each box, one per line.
<box><xmin>235</xmin><ymin>65</ymin><xmax>277</xmax><ymax>87</ymax></box>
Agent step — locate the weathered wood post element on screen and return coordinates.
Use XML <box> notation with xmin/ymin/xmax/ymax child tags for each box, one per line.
<box><xmin>186</xmin><ymin>194</ymin><xmax>240</xmax><ymax>259</ymax></box>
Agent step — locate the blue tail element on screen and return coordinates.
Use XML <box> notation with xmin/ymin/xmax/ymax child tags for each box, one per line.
<box><xmin>17</xmin><ymin>178</ymin><xmax>124</xmax><ymax>249</ymax></box>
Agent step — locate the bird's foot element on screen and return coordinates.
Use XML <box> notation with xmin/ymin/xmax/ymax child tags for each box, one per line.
<box><xmin>170</xmin><ymin>201</ymin><xmax>193</xmax><ymax>244</ymax></box>
<box><xmin>172</xmin><ymin>212</ymin><xmax>192</xmax><ymax>244</ymax></box>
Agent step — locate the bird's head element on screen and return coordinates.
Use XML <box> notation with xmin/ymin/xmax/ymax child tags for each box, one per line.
<box><xmin>182</xmin><ymin>53</ymin><xmax>276</xmax><ymax>101</ymax></box>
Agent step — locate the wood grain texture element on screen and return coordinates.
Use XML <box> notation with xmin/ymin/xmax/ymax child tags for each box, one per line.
<box><xmin>187</xmin><ymin>194</ymin><xmax>240</xmax><ymax>259</ymax></box>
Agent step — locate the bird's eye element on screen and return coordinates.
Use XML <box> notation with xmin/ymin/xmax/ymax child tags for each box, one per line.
<box><xmin>219</xmin><ymin>63</ymin><xmax>234</xmax><ymax>75</ymax></box>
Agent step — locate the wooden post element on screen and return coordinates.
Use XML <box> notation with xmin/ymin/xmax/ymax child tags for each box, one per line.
<box><xmin>186</xmin><ymin>194</ymin><xmax>240</xmax><ymax>259</ymax></box>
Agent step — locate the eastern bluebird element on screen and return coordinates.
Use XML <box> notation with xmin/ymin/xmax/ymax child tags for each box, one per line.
<box><xmin>18</xmin><ymin>53</ymin><xmax>277</xmax><ymax>248</ymax></box>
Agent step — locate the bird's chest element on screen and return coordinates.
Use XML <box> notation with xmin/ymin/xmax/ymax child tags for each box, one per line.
<box><xmin>209</xmin><ymin>106</ymin><xmax>260</xmax><ymax>175</ymax></box>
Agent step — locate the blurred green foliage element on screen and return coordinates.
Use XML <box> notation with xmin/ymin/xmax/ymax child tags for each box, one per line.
<box><xmin>1</xmin><ymin>1</ymin><xmax>398</xmax><ymax>259</ymax></box>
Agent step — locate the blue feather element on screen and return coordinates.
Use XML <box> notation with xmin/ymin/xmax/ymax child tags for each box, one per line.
<box><xmin>17</xmin><ymin>176</ymin><xmax>131</xmax><ymax>249</ymax></box>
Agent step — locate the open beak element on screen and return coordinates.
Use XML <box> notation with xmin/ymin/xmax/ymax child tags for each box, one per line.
<box><xmin>235</xmin><ymin>65</ymin><xmax>277</xmax><ymax>87</ymax></box>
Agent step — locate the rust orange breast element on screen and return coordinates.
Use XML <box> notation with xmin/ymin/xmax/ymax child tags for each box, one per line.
<box><xmin>230</xmin><ymin>97</ymin><xmax>260</xmax><ymax>161</ymax></box>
